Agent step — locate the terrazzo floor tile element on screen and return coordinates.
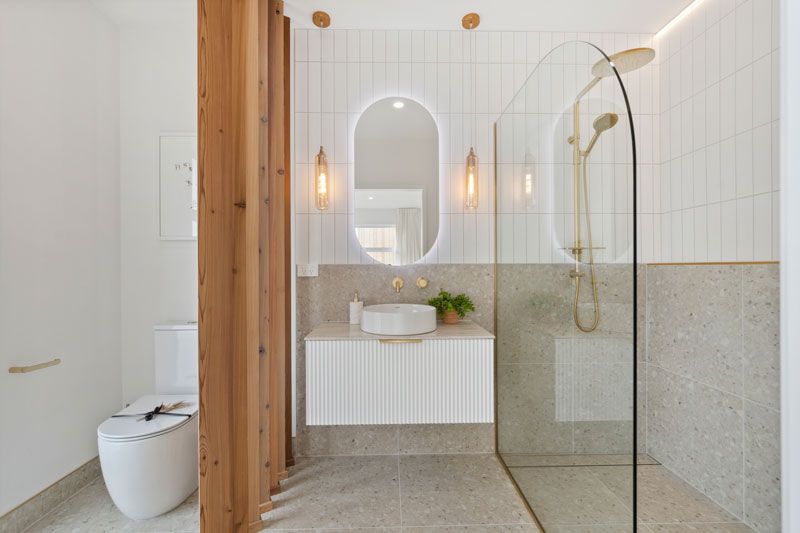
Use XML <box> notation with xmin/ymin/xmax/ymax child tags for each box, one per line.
<box><xmin>500</xmin><ymin>454</ymin><xmax>658</xmax><ymax>468</ymax></box>
<box><xmin>23</xmin><ymin>477</ymin><xmax>199</xmax><ymax>532</ymax></box>
<box><xmin>507</xmin><ymin>461</ymin><xmax>752</xmax><ymax>532</ymax></box>
<box><xmin>645</xmin><ymin>524</ymin><xmax>754</xmax><ymax>532</ymax></box>
<box><xmin>508</xmin><ymin>466</ymin><xmax>632</xmax><ymax>527</ymax></box>
<box><xmin>633</xmin><ymin>466</ymin><xmax>742</xmax><ymax>525</ymax></box>
<box><xmin>401</xmin><ymin>526</ymin><xmax>539</xmax><ymax>532</ymax></box>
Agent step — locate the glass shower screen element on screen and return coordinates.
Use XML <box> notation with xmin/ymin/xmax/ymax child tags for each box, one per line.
<box><xmin>494</xmin><ymin>40</ymin><xmax>643</xmax><ymax>531</ymax></box>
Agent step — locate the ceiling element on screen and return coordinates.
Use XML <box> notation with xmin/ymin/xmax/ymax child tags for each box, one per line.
<box><xmin>284</xmin><ymin>0</ymin><xmax>693</xmax><ymax>34</ymax></box>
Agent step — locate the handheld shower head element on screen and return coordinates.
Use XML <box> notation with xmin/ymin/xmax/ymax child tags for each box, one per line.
<box><xmin>584</xmin><ymin>113</ymin><xmax>619</xmax><ymax>155</ymax></box>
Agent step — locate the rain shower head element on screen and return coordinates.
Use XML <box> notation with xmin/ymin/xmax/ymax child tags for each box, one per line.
<box><xmin>575</xmin><ymin>47</ymin><xmax>655</xmax><ymax>101</ymax></box>
<box><xmin>591</xmin><ymin>48</ymin><xmax>656</xmax><ymax>78</ymax></box>
<box><xmin>584</xmin><ymin>113</ymin><xmax>619</xmax><ymax>155</ymax></box>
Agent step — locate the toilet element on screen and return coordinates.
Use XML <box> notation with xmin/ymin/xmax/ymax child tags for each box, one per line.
<box><xmin>97</xmin><ymin>323</ymin><xmax>199</xmax><ymax>520</ymax></box>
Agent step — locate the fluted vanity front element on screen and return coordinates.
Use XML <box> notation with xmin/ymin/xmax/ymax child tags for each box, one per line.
<box><xmin>305</xmin><ymin>321</ymin><xmax>494</xmax><ymax>425</ymax></box>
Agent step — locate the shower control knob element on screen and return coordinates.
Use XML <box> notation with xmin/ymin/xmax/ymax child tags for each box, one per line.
<box><xmin>569</xmin><ymin>270</ymin><xmax>586</xmax><ymax>279</ymax></box>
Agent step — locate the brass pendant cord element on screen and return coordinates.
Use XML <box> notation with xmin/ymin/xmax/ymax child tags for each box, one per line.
<box><xmin>573</xmin><ymin>156</ymin><xmax>600</xmax><ymax>333</ymax></box>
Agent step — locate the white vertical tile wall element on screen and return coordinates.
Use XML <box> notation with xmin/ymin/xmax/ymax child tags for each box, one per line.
<box><xmin>294</xmin><ymin>29</ymin><xmax>658</xmax><ymax>265</ymax></box>
<box><xmin>654</xmin><ymin>0</ymin><xmax>780</xmax><ymax>262</ymax></box>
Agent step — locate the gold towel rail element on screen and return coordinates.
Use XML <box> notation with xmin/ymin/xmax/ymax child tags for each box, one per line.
<box><xmin>379</xmin><ymin>339</ymin><xmax>422</xmax><ymax>344</ymax></box>
<box><xmin>9</xmin><ymin>358</ymin><xmax>61</xmax><ymax>374</ymax></box>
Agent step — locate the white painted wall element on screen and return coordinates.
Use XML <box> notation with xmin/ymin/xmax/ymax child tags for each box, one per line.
<box><xmin>654</xmin><ymin>0</ymin><xmax>780</xmax><ymax>262</ymax></box>
<box><xmin>0</xmin><ymin>0</ymin><xmax>121</xmax><ymax>515</ymax></box>
<box><xmin>118</xmin><ymin>9</ymin><xmax>198</xmax><ymax>405</ymax></box>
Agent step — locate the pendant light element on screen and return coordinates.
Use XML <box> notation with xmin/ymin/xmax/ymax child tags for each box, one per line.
<box><xmin>463</xmin><ymin>13</ymin><xmax>480</xmax><ymax>209</ymax></box>
<box><xmin>524</xmin><ymin>151</ymin><xmax>536</xmax><ymax>207</ymax></box>
<box><xmin>315</xmin><ymin>146</ymin><xmax>329</xmax><ymax>210</ymax></box>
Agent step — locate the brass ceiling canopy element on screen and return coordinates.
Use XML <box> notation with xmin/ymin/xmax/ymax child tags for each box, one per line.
<box><xmin>312</xmin><ymin>10</ymin><xmax>331</xmax><ymax>28</ymax></box>
<box><xmin>591</xmin><ymin>47</ymin><xmax>655</xmax><ymax>77</ymax></box>
<box><xmin>462</xmin><ymin>13</ymin><xmax>480</xmax><ymax>30</ymax></box>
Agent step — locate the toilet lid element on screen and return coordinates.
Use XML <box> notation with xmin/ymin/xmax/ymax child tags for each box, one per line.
<box><xmin>98</xmin><ymin>394</ymin><xmax>198</xmax><ymax>441</ymax></box>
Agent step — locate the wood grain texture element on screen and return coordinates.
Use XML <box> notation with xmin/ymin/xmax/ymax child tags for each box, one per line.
<box><xmin>257</xmin><ymin>0</ymin><xmax>273</xmax><ymax>512</ymax></box>
<box><xmin>198</xmin><ymin>0</ymin><xmax>262</xmax><ymax>530</ymax></box>
<box><xmin>267</xmin><ymin>0</ymin><xmax>287</xmax><ymax>493</ymax></box>
<box><xmin>197</xmin><ymin>0</ymin><xmax>234</xmax><ymax>529</ymax></box>
<box><xmin>283</xmin><ymin>14</ymin><xmax>295</xmax><ymax>471</ymax></box>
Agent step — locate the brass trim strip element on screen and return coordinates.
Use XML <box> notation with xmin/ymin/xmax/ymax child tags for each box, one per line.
<box><xmin>495</xmin><ymin>452</ymin><xmax>546</xmax><ymax>532</ymax></box>
<box><xmin>8</xmin><ymin>358</ymin><xmax>61</xmax><ymax>374</ymax></box>
<box><xmin>647</xmin><ymin>261</ymin><xmax>779</xmax><ymax>266</ymax></box>
<box><xmin>378</xmin><ymin>339</ymin><xmax>422</xmax><ymax>344</ymax></box>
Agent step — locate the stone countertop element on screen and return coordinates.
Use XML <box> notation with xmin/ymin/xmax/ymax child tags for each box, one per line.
<box><xmin>305</xmin><ymin>320</ymin><xmax>494</xmax><ymax>341</ymax></box>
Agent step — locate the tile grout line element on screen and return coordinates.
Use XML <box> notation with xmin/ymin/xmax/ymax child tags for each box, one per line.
<box><xmin>397</xmin><ymin>454</ymin><xmax>403</xmax><ymax>528</ymax></box>
<box><xmin>741</xmin><ymin>264</ymin><xmax>748</xmax><ymax>525</ymax></box>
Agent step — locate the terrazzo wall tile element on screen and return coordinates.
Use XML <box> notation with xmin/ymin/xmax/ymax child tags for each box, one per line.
<box><xmin>496</xmin><ymin>263</ymin><xmax>636</xmax><ymax>455</ymax></box>
<box><xmin>497</xmin><ymin>363</ymin><xmax>574</xmax><ymax>454</ymax></box>
<box><xmin>645</xmin><ymin>263</ymin><xmax>781</xmax><ymax>529</ymax></box>
<box><xmin>295</xmin><ymin>264</ymin><xmax>494</xmax><ymax>455</ymax></box>
<box><xmin>398</xmin><ymin>424</ymin><xmax>494</xmax><ymax>454</ymax></box>
<box><xmin>646</xmin><ymin>364</ymin><xmax>743</xmax><ymax>518</ymax></box>
<box><xmin>744</xmin><ymin>400</ymin><xmax>781</xmax><ymax>532</ymax></box>
<box><xmin>742</xmin><ymin>264</ymin><xmax>781</xmax><ymax>410</ymax></box>
<box><xmin>646</xmin><ymin>265</ymin><xmax>743</xmax><ymax>396</ymax></box>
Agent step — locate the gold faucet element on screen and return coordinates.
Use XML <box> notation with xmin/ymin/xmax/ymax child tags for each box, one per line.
<box><xmin>392</xmin><ymin>277</ymin><xmax>404</xmax><ymax>293</ymax></box>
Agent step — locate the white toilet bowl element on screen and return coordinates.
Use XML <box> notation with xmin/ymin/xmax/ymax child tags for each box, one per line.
<box><xmin>98</xmin><ymin>394</ymin><xmax>198</xmax><ymax>520</ymax></box>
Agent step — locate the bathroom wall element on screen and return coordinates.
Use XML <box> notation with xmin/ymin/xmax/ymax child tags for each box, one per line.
<box><xmin>0</xmin><ymin>0</ymin><xmax>121</xmax><ymax>516</ymax></box>
<box><xmin>645</xmin><ymin>264</ymin><xmax>780</xmax><ymax>531</ymax></box>
<box><xmin>639</xmin><ymin>1</ymin><xmax>782</xmax><ymax>530</ymax></box>
<box><xmin>293</xmin><ymin>28</ymin><xmax>656</xmax><ymax>455</ymax></box>
<box><xmin>117</xmin><ymin>6</ymin><xmax>198</xmax><ymax>405</ymax></box>
<box><xmin>653</xmin><ymin>0</ymin><xmax>780</xmax><ymax>262</ymax></box>
<box><xmin>295</xmin><ymin>264</ymin><xmax>495</xmax><ymax>455</ymax></box>
<box><xmin>294</xmin><ymin>29</ymin><xmax>658</xmax><ymax>265</ymax></box>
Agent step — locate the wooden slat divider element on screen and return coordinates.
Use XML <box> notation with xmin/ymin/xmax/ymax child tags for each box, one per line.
<box><xmin>197</xmin><ymin>0</ymin><xmax>263</xmax><ymax>530</ymax></box>
<box><xmin>257</xmin><ymin>0</ymin><xmax>273</xmax><ymax>515</ymax></box>
<box><xmin>267</xmin><ymin>0</ymin><xmax>287</xmax><ymax>493</ymax></box>
<box><xmin>199</xmin><ymin>0</ymin><xmax>292</xmax><ymax>529</ymax></box>
<box><xmin>283</xmin><ymin>14</ymin><xmax>295</xmax><ymax>471</ymax></box>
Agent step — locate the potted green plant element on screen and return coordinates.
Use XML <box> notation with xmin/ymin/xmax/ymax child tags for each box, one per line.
<box><xmin>427</xmin><ymin>290</ymin><xmax>475</xmax><ymax>325</ymax></box>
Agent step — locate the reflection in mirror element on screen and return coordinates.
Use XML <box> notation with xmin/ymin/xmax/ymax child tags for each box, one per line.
<box><xmin>354</xmin><ymin>98</ymin><xmax>438</xmax><ymax>265</ymax></box>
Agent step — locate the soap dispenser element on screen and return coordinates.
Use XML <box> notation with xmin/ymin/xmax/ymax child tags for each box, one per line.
<box><xmin>349</xmin><ymin>290</ymin><xmax>363</xmax><ymax>325</ymax></box>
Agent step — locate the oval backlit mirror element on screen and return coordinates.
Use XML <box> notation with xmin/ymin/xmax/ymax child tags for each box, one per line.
<box><xmin>354</xmin><ymin>97</ymin><xmax>438</xmax><ymax>265</ymax></box>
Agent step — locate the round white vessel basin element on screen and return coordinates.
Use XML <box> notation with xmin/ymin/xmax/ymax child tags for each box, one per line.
<box><xmin>360</xmin><ymin>303</ymin><xmax>437</xmax><ymax>336</ymax></box>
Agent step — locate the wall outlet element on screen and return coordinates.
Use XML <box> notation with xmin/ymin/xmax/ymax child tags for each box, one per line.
<box><xmin>297</xmin><ymin>263</ymin><xmax>319</xmax><ymax>277</ymax></box>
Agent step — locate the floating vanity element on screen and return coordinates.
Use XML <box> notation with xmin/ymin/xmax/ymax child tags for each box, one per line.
<box><xmin>305</xmin><ymin>321</ymin><xmax>494</xmax><ymax>426</ymax></box>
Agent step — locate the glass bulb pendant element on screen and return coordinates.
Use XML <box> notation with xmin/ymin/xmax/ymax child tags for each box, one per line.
<box><xmin>465</xmin><ymin>147</ymin><xmax>479</xmax><ymax>209</ymax></box>
<box><xmin>315</xmin><ymin>146</ymin><xmax>329</xmax><ymax>211</ymax></box>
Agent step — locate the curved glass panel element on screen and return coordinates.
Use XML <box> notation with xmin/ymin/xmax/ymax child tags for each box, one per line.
<box><xmin>495</xmin><ymin>40</ymin><xmax>644</xmax><ymax>531</ymax></box>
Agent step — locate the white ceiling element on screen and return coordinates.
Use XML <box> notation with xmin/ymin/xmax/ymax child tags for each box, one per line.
<box><xmin>285</xmin><ymin>0</ymin><xmax>693</xmax><ymax>34</ymax></box>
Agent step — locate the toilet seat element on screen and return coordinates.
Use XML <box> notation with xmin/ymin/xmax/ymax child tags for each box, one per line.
<box><xmin>98</xmin><ymin>394</ymin><xmax>198</xmax><ymax>442</ymax></box>
<box><xmin>98</xmin><ymin>394</ymin><xmax>199</xmax><ymax>520</ymax></box>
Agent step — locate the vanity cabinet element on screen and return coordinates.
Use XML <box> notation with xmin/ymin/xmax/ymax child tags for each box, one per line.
<box><xmin>305</xmin><ymin>322</ymin><xmax>494</xmax><ymax>425</ymax></box>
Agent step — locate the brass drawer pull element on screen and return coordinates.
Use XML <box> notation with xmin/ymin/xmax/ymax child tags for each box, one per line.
<box><xmin>379</xmin><ymin>339</ymin><xmax>422</xmax><ymax>344</ymax></box>
<box><xmin>9</xmin><ymin>358</ymin><xmax>61</xmax><ymax>374</ymax></box>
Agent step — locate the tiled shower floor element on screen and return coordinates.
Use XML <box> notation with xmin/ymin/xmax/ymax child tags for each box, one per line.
<box><xmin>502</xmin><ymin>454</ymin><xmax>753</xmax><ymax>532</ymax></box>
<box><xmin>21</xmin><ymin>454</ymin><xmax>534</xmax><ymax>532</ymax></box>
